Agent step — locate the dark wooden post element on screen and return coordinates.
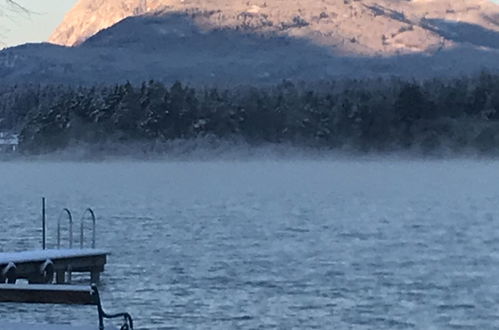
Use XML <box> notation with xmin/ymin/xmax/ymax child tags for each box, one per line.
<box><xmin>42</xmin><ymin>197</ymin><xmax>46</xmax><ymax>250</ymax></box>
<box><xmin>90</xmin><ymin>268</ymin><xmax>101</xmax><ymax>284</ymax></box>
<box><xmin>56</xmin><ymin>271</ymin><xmax>65</xmax><ymax>284</ymax></box>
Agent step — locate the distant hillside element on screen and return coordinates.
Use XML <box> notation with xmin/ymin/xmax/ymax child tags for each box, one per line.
<box><xmin>0</xmin><ymin>0</ymin><xmax>498</xmax><ymax>85</ymax></box>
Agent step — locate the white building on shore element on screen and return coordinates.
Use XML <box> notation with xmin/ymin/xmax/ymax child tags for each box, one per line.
<box><xmin>0</xmin><ymin>132</ymin><xmax>19</xmax><ymax>152</ymax></box>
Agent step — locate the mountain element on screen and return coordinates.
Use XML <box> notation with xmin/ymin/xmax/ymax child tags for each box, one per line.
<box><xmin>50</xmin><ymin>0</ymin><xmax>499</xmax><ymax>55</ymax></box>
<box><xmin>1</xmin><ymin>0</ymin><xmax>499</xmax><ymax>85</ymax></box>
<box><xmin>49</xmin><ymin>0</ymin><xmax>165</xmax><ymax>47</ymax></box>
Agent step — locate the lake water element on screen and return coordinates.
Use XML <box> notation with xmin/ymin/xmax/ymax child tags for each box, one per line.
<box><xmin>1</xmin><ymin>159</ymin><xmax>499</xmax><ymax>329</ymax></box>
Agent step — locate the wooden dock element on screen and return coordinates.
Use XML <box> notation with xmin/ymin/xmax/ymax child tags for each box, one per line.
<box><xmin>0</xmin><ymin>249</ymin><xmax>109</xmax><ymax>285</ymax></box>
<box><xmin>1</xmin><ymin>323</ymin><xmax>112</xmax><ymax>330</ymax></box>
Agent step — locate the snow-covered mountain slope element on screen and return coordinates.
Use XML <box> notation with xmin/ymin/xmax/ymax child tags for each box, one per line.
<box><xmin>50</xmin><ymin>0</ymin><xmax>499</xmax><ymax>55</ymax></box>
<box><xmin>49</xmin><ymin>0</ymin><xmax>164</xmax><ymax>47</ymax></box>
<box><xmin>0</xmin><ymin>0</ymin><xmax>498</xmax><ymax>85</ymax></box>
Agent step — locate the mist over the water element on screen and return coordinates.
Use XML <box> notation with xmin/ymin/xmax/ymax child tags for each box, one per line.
<box><xmin>1</xmin><ymin>159</ymin><xmax>499</xmax><ymax>329</ymax></box>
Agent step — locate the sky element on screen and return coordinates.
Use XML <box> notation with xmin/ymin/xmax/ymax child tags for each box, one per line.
<box><xmin>1</xmin><ymin>0</ymin><xmax>77</xmax><ymax>48</ymax></box>
<box><xmin>1</xmin><ymin>0</ymin><xmax>499</xmax><ymax>48</ymax></box>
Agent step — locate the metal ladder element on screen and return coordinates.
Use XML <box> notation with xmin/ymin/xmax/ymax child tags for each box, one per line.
<box><xmin>56</xmin><ymin>207</ymin><xmax>97</xmax><ymax>249</ymax></box>
<box><xmin>41</xmin><ymin>198</ymin><xmax>98</xmax><ymax>250</ymax></box>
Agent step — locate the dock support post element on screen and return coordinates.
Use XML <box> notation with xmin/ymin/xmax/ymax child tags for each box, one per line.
<box><xmin>56</xmin><ymin>271</ymin><xmax>65</xmax><ymax>284</ymax></box>
<box><xmin>91</xmin><ymin>269</ymin><xmax>100</xmax><ymax>284</ymax></box>
<box><xmin>67</xmin><ymin>266</ymin><xmax>72</xmax><ymax>284</ymax></box>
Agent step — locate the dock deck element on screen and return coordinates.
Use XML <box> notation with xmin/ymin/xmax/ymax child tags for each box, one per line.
<box><xmin>0</xmin><ymin>249</ymin><xmax>109</xmax><ymax>284</ymax></box>
<box><xmin>1</xmin><ymin>323</ymin><xmax>117</xmax><ymax>330</ymax></box>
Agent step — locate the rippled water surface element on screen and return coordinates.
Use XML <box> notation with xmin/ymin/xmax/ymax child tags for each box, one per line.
<box><xmin>1</xmin><ymin>159</ymin><xmax>499</xmax><ymax>329</ymax></box>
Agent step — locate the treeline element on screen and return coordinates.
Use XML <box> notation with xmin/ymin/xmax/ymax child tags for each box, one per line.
<box><xmin>3</xmin><ymin>73</ymin><xmax>499</xmax><ymax>154</ymax></box>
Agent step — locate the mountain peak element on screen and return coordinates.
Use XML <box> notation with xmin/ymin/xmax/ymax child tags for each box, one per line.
<box><xmin>49</xmin><ymin>0</ymin><xmax>167</xmax><ymax>46</ymax></box>
<box><xmin>50</xmin><ymin>0</ymin><xmax>499</xmax><ymax>55</ymax></box>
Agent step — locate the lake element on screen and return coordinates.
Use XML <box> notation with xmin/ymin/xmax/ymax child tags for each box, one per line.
<box><xmin>1</xmin><ymin>159</ymin><xmax>499</xmax><ymax>329</ymax></box>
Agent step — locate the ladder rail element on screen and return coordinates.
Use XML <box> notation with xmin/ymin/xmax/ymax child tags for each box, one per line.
<box><xmin>56</xmin><ymin>208</ymin><xmax>73</xmax><ymax>249</ymax></box>
<box><xmin>79</xmin><ymin>208</ymin><xmax>97</xmax><ymax>249</ymax></box>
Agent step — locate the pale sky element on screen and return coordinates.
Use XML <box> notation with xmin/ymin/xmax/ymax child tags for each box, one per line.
<box><xmin>1</xmin><ymin>0</ymin><xmax>499</xmax><ymax>48</ymax></box>
<box><xmin>1</xmin><ymin>0</ymin><xmax>78</xmax><ymax>48</ymax></box>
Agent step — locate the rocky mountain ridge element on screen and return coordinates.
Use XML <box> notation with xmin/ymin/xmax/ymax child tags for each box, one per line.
<box><xmin>0</xmin><ymin>0</ymin><xmax>498</xmax><ymax>85</ymax></box>
<box><xmin>50</xmin><ymin>0</ymin><xmax>499</xmax><ymax>55</ymax></box>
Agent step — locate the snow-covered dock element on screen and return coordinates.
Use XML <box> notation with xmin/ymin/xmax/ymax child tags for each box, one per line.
<box><xmin>0</xmin><ymin>323</ymin><xmax>116</xmax><ymax>330</ymax></box>
<box><xmin>0</xmin><ymin>284</ymin><xmax>131</xmax><ymax>330</ymax></box>
<box><xmin>0</xmin><ymin>249</ymin><xmax>109</xmax><ymax>284</ymax></box>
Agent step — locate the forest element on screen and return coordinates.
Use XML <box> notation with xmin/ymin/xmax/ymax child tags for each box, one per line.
<box><xmin>1</xmin><ymin>72</ymin><xmax>499</xmax><ymax>154</ymax></box>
